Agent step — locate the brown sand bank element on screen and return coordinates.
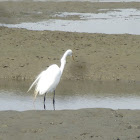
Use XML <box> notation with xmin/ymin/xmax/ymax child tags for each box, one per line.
<box><xmin>0</xmin><ymin>109</ymin><xmax>140</xmax><ymax>140</ymax></box>
<box><xmin>0</xmin><ymin>27</ymin><xmax>140</xmax><ymax>81</ymax></box>
<box><xmin>0</xmin><ymin>1</ymin><xmax>140</xmax><ymax>81</ymax></box>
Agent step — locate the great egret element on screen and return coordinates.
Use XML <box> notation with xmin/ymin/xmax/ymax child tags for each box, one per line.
<box><xmin>27</xmin><ymin>49</ymin><xmax>73</xmax><ymax>110</ymax></box>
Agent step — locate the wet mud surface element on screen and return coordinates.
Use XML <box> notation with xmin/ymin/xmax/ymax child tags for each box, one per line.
<box><xmin>0</xmin><ymin>27</ymin><xmax>140</xmax><ymax>81</ymax></box>
<box><xmin>0</xmin><ymin>109</ymin><xmax>140</xmax><ymax>140</ymax></box>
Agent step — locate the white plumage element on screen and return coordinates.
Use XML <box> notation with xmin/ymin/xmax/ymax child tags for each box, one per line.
<box><xmin>27</xmin><ymin>49</ymin><xmax>73</xmax><ymax>110</ymax></box>
<box><xmin>35</xmin><ymin>64</ymin><xmax>61</xmax><ymax>95</ymax></box>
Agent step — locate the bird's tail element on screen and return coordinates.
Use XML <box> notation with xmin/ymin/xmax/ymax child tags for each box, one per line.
<box><xmin>27</xmin><ymin>75</ymin><xmax>41</xmax><ymax>93</ymax></box>
<box><xmin>27</xmin><ymin>80</ymin><xmax>37</xmax><ymax>93</ymax></box>
<box><xmin>27</xmin><ymin>71</ymin><xmax>45</xmax><ymax>93</ymax></box>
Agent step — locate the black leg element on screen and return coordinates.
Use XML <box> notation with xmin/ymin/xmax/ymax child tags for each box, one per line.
<box><xmin>53</xmin><ymin>90</ymin><xmax>55</xmax><ymax>110</ymax></box>
<box><xmin>44</xmin><ymin>93</ymin><xmax>46</xmax><ymax>110</ymax></box>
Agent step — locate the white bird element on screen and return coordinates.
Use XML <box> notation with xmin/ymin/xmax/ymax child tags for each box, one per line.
<box><xmin>27</xmin><ymin>49</ymin><xmax>74</xmax><ymax>110</ymax></box>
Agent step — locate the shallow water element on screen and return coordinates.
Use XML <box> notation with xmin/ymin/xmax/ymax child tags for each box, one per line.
<box><xmin>1</xmin><ymin>9</ymin><xmax>140</xmax><ymax>35</ymax></box>
<box><xmin>0</xmin><ymin>79</ymin><xmax>140</xmax><ymax>111</ymax></box>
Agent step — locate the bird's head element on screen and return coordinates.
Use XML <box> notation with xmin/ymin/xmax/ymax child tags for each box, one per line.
<box><xmin>61</xmin><ymin>49</ymin><xmax>74</xmax><ymax>64</ymax></box>
<box><xmin>66</xmin><ymin>49</ymin><xmax>74</xmax><ymax>60</ymax></box>
<box><xmin>66</xmin><ymin>49</ymin><xmax>72</xmax><ymax>56</ymax></box>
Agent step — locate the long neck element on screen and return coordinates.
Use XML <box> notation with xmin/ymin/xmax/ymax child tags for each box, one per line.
<box><xmin>60</xmin><ymin>52</ymin><xmax>67</xmax><ymax>74</ymax></box>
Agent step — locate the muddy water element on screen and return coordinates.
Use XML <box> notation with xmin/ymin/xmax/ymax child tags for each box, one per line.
<box><xmin>0</xmin><ymin>79</ymin><xmax>140</xmax><ymax>111</ymax></box>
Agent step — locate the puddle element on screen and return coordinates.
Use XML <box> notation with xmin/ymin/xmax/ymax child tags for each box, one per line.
<box><xmin>0</xmin><ymin>79</ymin><xmax>140</xmax><ymax>111</ymax></box>
<box><xmin>0</xmin><ymin>9</ymin><xmax>140</xmax><ymax>34</ymax></box>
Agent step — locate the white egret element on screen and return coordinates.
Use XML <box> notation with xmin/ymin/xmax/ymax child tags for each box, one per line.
<box><xmin>27</xmin><ymin>49</ymin><xmax>73</xmax><ymax>110</ymax></box>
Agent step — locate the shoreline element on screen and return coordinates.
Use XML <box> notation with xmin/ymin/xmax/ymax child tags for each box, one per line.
<box><xmin>1</xmin><ymin>2</ymin><xmax>140</xmax><ymax>24</ymax></box>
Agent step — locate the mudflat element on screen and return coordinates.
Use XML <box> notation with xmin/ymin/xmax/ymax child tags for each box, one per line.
<box><xmin>0</xmin><ymin>1</ymin><xmax>140</xmax><ymax>81</ymax></box>
<box><xmin>0</xmin><ymin>1</ymin><xmax>140</xmax><ymax>140</ymax></box>
<box><xmin>0</xmin><ymin>109</ymin><xmax>140</xmax><ymax>140</ymax></box>
<box><xmin>0</xmin><ymin>27</ymin><xmax>140</xmax><ymax>81</ymax></box>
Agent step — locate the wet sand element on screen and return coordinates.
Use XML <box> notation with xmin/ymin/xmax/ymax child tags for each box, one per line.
<box><xmin>0</xmin><ymin>1</ymin><xmax>140</xmax><ymax>81</ymax></box>
<box><xmin>1</xmin><ymin>27</ymin><xmax>140</xmax><ymax>81</ymax></box>
<box><xmin>0</xmin><ymin>1</ymin><xmax>140</xmax><ymax>139</ymax></box>
<box><xmin>0</xmin><ymin>109</ymin><xmax>140</xmax><ymax>140</ymax></box>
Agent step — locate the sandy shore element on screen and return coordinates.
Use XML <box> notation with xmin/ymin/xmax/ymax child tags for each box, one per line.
<box><xmin>0</xmin><ymin>1</ymin><xmax>140</xmax><ymax>81</ymax></box>
<box><xmin>0</xmin><ymin>1</ymin><xmax>140</xmax><ymax>140</ymax></box>
<box><xmin>0</xmin><ymin>109</ymin><xmax>140</xmax><ymax>140</ymax></box>
<box><xmin>1</xmin><ymin>27</ymin><xmax>140</xmax><ymax>81</ymax></box>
